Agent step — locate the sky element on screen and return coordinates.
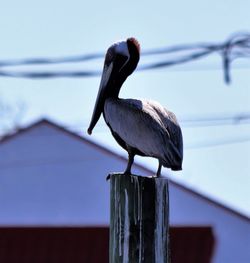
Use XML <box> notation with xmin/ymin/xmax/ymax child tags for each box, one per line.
<box><xmin>0</xmin><ymin>0</ymin><xmax>249</xmax><ymax>216</ymax></box>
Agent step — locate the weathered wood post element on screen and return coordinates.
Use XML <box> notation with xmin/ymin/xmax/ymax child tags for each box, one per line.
<box><xmin>109</xmin><ymin>173</ymin><xmax>170</xmax><ymax>263</ymax></box>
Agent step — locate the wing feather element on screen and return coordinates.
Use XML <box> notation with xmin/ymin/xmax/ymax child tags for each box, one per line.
<box><xmin>104</xmin><ymin>98</ymin><xmax>183</xmax><ymax>168</ymax></box>
<box><xmin>147</xmin><ymin>100</ymin><xmax>183</xmax><ymax>159</ymax></box>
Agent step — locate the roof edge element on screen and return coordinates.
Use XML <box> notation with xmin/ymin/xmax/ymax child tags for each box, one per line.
<box><xmin>1</xmin><ymin>118</ymin><xmax>249</xmax><ymax>223</ymax></box>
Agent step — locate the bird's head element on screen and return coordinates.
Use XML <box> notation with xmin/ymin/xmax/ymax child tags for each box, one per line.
<box><xmin>87</xmin><ymin>38</ymin><xmax>140</xmax><ymax>135</ymax></box>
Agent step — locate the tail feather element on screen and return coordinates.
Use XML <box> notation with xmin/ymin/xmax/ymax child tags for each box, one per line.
<box><xmin>162</xmin><ymin>141</ymin><xmax>183</xmax><ymax>170</ymax></box>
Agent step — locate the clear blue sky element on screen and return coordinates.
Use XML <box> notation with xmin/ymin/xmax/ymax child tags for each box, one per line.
<box><xmin>0</xmin><ymin>0</ymin><xmax>249</xmax><ymax>216</ymax></box>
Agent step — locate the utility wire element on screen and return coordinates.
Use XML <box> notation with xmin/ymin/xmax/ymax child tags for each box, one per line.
<box><xmin>0</xmin><ymin>136</ymin><xmax>249</xmax><ymax>169</ymax></box>
<box><xmin>180</xmin><ymin>112</ymin><xmax>250</xmax><ymax>127</ymax></box>
<box><xmin>1</xmin><ymin>127</ymin><xmax>249</xmax><ymax>150</ymax></box>
<box><xmin>185</xmin><ymin>136</ymin><xmax>250</xmax><ymax>149</ymax></box>
<box><xmin>1</xmin><ymin>112</ymin><xmax>248</xmax><ymax>133</ymax></box>
<box><xmin>0</xmin><ymin>70</ymin><xmax>100</xmax><ymax>79</ymax></box>
<box><xmin>72</xmin><ymin>112</ymin><xmax>250</xmax><ymax>129</ymax></box>
<box><xmin>0</xmin><ymin>31</ymin><xmax>249</xmax><ymax>83</ymax></box>
<box><xmin>1</xmin><ymin>113</ymin><xmax>250</xmax><ymax>150</ymax></box>
<box><xmin>0</xmin><ymin>53</ymin><xmax>104</xmax><ymax>68</ymax></box>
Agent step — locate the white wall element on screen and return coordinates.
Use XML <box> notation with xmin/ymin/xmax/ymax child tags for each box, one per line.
<box><xmin>170</xmin><ymin>184</ymin><xmax>250</xmax><ymax>263</ymax></box>
<box><xmin>0</xmin><ymin>122</ymin><xmax>125</xmax><ymax>225</ymax></box>
<box><xmin>0</xmin><ymin>121</ymin><xmax>249</xmax><ymax>263</ymax></box>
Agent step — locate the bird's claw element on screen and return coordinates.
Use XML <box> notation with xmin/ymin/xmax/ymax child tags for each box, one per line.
<box><xmin>106</xmin><ymin>174</ymin><xmax>111</xmax><ymax>181</ymax></box>
<box><xmin>106</xmin><ymin>172</ymin><xmax>132</xmax><ymax>181</ymax></box>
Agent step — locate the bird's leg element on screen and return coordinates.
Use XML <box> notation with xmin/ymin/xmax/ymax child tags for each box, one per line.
<box><xmin>106</xmin><ymin>153</ymin><xmax>134</xmax><ymax>180</ymax></box>
<box><xmin>124</xmin><ymin>153</ymin><xmax>134</xmax><ymax>175</ymax></box>
<box><xmin>156</xmin><ymin>161</ymin><xmax>162</xmax><ymax>177</ymax></box>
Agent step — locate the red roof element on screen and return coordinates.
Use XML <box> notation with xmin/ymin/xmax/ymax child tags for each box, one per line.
<box><xmin>0</xmin><ymin>226</ymin><xmax>214</xmax><ymax>263</ymax></box>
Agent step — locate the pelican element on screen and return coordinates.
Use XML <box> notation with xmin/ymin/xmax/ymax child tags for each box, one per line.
<box><xmin>87</xmin><ymin>38</ymin><xmax>183</xmax><ymax>177</ymax></box>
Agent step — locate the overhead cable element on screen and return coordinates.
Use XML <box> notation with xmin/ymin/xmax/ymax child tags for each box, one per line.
<box><xmin>0</xmin><ymin>32</ymin><xmax>249</xmax><ymax>83</ymax></box>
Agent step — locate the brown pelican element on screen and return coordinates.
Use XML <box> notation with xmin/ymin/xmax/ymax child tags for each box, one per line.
<box><xmin>87</xmin><ymin>38</ymin><xmax>183</xmax><ymax>177</ymax></box>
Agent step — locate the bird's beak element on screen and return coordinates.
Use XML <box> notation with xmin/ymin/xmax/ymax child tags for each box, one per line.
<box><xmin>87</xmin><ymin>62</ymin><xmax>113</xmax><ymax>135</ymax></box>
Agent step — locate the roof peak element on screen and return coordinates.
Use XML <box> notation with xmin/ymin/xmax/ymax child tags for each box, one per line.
<box><xmin>0</xmin><ymin>117</ymin><xmax>249</xmax><ymax>222</ymax></box>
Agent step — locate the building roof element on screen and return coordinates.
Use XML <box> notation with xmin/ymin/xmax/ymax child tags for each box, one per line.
<box><xmin>0</xmin><ymin>118</ymin><xmax>249</xmax><ymax>223</ymax></box>
<box><xmin>0</xmin><ymin>226</ymin><xmax>214</xmax><ymax>263</ymax></box>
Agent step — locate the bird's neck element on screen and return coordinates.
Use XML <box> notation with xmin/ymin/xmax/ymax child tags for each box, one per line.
<box><xmin>108</xmin><ymin>79</ymin><xmax>125</xmax><ymax>99</ymax></box>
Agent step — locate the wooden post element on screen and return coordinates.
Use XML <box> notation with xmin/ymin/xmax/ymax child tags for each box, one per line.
<box><xmin>109</xmin><ymin>174</ymin><xmax>170</xmax><ymax>263</ymax></box>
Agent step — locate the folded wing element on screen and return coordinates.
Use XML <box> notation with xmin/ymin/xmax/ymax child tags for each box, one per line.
<box><xmin>104</xmin><ymin>98</ymin><xmax>183</xmax><ymax>169</ymax></box>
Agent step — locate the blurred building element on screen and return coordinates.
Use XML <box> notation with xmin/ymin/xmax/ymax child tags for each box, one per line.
<box><xmin>0</xmin><ymin>119</ymin><xmax>249</xmax><ymax>263</ymax></box>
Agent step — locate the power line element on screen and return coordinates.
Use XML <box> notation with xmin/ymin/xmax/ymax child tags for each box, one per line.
<box><xmin>0</xmin><ymin>53</ymin><xmax>104</xmax><ymax>68</ymax></box>
<box><xmin>0</xmin><ymin>43</ymin><xmax>220</xmax><ymax>68</ymax></box>
<box><xmin>180</xmin><ymin>113</ymin><xmax>250</xmax><ymax>127</ymax></box>
<box><xmin>72</xmin><ymin>112</ymin><xmax>250</xmax><ymax>129</ymax></box>
<box><xmin>185</xmin><ymin>136</ymin><xmax>250</xmax><ymax>149</ymax></box>
<box><xmin>1</xmin><ymin>112</ymin><xmax>248</xmax><ymax>133</ymax></box>
<box><xmin>1</xmin><ymin>112</ymin><xmax>250</xmax><ymax>151</ymax></box>
<box><xmin>0</xmin><ymin>70</ymin><xmax>100</xmax><ymax>79</ymax></box>
<box><xmin>1</xmin><ymin>127</ymin><xmax>249</xmax><ymax>150</ymax></box>
<box><xmin>0</xmin><ymin>31</ymin><xmax>249</xmax><ymax>83</ymax></box>
<box><xmin>1</xmin><ymin>135</ymin><xmax>250</xmax><ymax>168</ymax></box>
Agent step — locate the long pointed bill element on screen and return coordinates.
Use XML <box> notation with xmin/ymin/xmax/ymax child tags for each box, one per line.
<box><xmin>87</xmin><ymin>63</ymin><xmax>113</xmax><ymax>135</ymax></box>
